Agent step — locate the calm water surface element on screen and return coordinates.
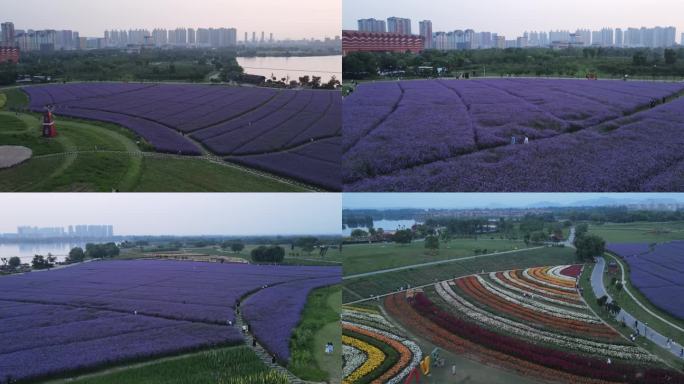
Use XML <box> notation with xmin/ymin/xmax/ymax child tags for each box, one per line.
<box><xmin>237</xmin><ymin>55</ymin><xmax>341</xmax><ymax>83</ymax></box>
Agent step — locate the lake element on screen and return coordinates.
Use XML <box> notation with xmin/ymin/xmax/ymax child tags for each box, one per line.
<box><xmin>237</xmin><ymin>55</ymin><xmax>341</xmax><ymax>84</ymax></box>
<box><xmin>342</xmin><ymin>219</ymin><xmax>419</xmax><ymax>236</ymax></box>
<box><xmin>0</xmin><ymin>242</ymin><xmax>88</xmax><ymax>264</ymax></box>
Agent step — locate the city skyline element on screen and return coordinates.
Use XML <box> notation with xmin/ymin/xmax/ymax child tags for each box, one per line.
<box><xmin>0</xmin><ymin>194</ymin><xmax>341</xmax><ymax>236</ymax></box>
<box><xmin>3</xmin><ymin>0</ymin><xmax>340</xmax><ymax>40</ymax></box>
<box><xmin>343</xmin><ymin>193</ymin><xmax>684</xmax><ymax>209</ymax></box>
<box><xmin>343</xmin><ymin>0</ymin><xmax>684</xmax><ymax>42</ymax></box>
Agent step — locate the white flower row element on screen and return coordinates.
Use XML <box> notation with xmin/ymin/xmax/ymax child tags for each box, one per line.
<box><xmin>476</xmin><ymin>275</ymin><xmax>601</xmax><ymax>323</ymax></box>
<box><xmin>489</xmin><ymin>272</ymin><xmax>586</xmax><ymax>310</ymax></box>
<box><xmin>342</xmin><ymin>321</ymin><xmax>422</xmax><ymax>384</ymax></box>
<box><xmin>342</xmin><ymin>309</ymin><xmax>399</xmax><ymax>333</ymax></box>
<box><xmin>503</xmin><ymin>270</ymin><xmax>579</xmax><ymax>301</ymax></box>
<box><xmin>437</xmin><ymin>281</ymin><xmax>658</xmax><ymax>362</ymax></box>
<box><xmin>343</xmin><ymin>344</ymin><xmax>367</xmax><ymax>378</ymax></box>
<box><xmin>549</xmin><ymin>265</ymin><xmax>577</xmax><ymax>282</ymax></box>
<box><xmin>523</xmin><ymin>268</ymin><xmax>576</xmax><ymax>292</ymax></box>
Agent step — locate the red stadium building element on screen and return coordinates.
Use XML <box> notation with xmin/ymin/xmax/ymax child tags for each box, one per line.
<box><xmin>342</xmin><ymin>30</ymin><xmax>424</xmax><ymax>55</ymax></box>
<box><xmin>0</xmin><ymin>47</ymin><xmax>20</xmax><ymax>64</ymax></box>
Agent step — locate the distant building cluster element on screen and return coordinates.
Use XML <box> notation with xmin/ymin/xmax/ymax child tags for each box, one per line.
<box><xmin>13</xmin><ymin>225</ymin><xmax>114</xmax><ymax>239</ymax></box>
<box><xmin>1</xmin><ymin>20</ymin><xmax>340</xmax><ymax>54</ymax></box>
<box><xmin>354</xmin><ymin>17</ymin><xmax>681</xmax><ymax>51</ymax></box>
<box><xmin>105</xmin><ymin>27</ymin><xmax>239</xmax><ymax>48</ymax></box>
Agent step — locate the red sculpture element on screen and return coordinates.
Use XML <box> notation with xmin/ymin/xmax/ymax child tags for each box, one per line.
<box><xmin>42</xmin><ymin>109</ymin><xmax>57</xmax><ymax>138</ymax></box>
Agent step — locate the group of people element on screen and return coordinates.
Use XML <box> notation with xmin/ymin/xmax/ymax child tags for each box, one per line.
<box><xmin>324</xmin><ymin>341</ymin><xmax>335</xmax><ymax>354</ymax></box>
<box><xmin>511</xmin><ymin>136</ymin><xmax>530</xmax><ymax>145</ymax></box>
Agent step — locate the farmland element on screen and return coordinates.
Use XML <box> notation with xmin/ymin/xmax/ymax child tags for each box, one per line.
<box><xmin>343</xmin><ymin>78</ymin><xmax>684</xmax><ymax>191</ymax></box>
<box><xmin>10</xmin><ymin>82</ymin><xmax>341</xmax><ymax>191</ymax></box>
<box><xmin>0</xmin><ymin>260</ymin><xmax>341</xmax><ymax>383</ymax></box>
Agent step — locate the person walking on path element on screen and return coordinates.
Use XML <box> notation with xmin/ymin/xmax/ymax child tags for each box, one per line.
<box><xmin>511</xmin><ymin>136</ymin><xmax>517</xmax><ymax>145</ymax></box>
<box><xmin>524</xmin><ymin>136</ymin><xmax>529</xmax><ymax>144</ymax></box>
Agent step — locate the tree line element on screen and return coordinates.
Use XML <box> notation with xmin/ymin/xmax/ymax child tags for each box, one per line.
<box><xmin>343</xmin><ymin>47</ymin><xmax>684</xmax><ymax>80</ymax></box>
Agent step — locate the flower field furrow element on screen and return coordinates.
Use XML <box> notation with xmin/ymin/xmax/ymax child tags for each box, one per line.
<box><xmin>502</xmin><ymin>271</ymin><xmax>582</xmax><ymax>303</ymax></box>
<box><xmin>22</xmin><ymin>83</ymin><xmax>341</xmax><ymax>189</ymax></box>
<box><xmin>343</xmin><ymin>344</ymin><xmax>366</xmax><ymax>378</ymax></box>
<box><xmin>436</xmin><ymin>281</ymin><xmax>652</xmax><ymax>360</ymax></box>
<box><xmin>476</xmin><ymin>275</ymin><xmax>600</xmax><ymax>323</ymax></box>
<box><xmin>343</xmin><ymin>79</ymin><xmax>684</xmax><ymax>191</ymax></box>
<box><xmin>0</xmin><ymin>260</ymin><xmax>340</xmax><ymax>381</ymax></box>
<box><xmin>488</xmin><ymin>272</ymin><xmax>587</xmax><ymax>309</ymax></box>
<box><xmin>456</xmin><ymin>276</ymin><xmax>620</xmax><ymax>339</ymax></box>
<box><xmin>523</xmin><ymin>268</ymin><xmax>576</xmax><ymax>291</ymax></box>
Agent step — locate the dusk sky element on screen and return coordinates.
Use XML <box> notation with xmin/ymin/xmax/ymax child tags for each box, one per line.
<box><xmin>343</xmin><ymin>0</ymin><xmax>684</xmax><ymax>40</ymax></box>
<box><xmin>3</xmin><ymin>0</ymin><xmax>341</xmax><ymax>39</ymax></box>
<box><xmin>343</xmin><ymin>193</ymin><xmax>684</xmax><ymax>209</ymax></box>
<box><xmin>0</xmin><ymin>194</ymin><xmax>341</xmax><ymax>236</ymax></box>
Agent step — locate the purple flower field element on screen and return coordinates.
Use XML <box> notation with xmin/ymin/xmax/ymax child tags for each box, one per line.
<box><xmin>607</xmin><ymin>241</ymin><xmax>684</xmax><ymax>319</ymax></box>
<box><xmin>242</xmin><ymin>276</ymin><xmax>341</xmax><ymax>362</ymax></box>
<box><xmin>343</xmin><ymin>79</ymin><xmax>684</xmax><ymax>191</ymax></box>
<box><xmin>22</xmin><ymin>83</ymin><xmax>341</xmax><ymax>190</ymax></box>
<box><xmin>0</xmin><ymin>260</ymin><xmax>341</xmax><ymax>381</ymax></box>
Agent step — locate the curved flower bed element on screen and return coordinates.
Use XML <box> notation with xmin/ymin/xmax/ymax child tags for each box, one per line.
<box><xmin>342</xmin><ymin>334</ymin><xmax>386</xmax><ymax>383</ymax></box>
<box><xmin>457</xmin><ymin>276</ymin><xmax>620</xmax><ymax>339</ymax></box>
<box><xmin>343</xmin><ymin>344</ymin><xmax>366</xmax><ymax>378</ymax></box>
<box><xmin>503</xmin><ymin>270</ymin><xmax>582</xmax><ymax>303</ymax></box>
<box><xmin>436</xmin><ymin>281</ymin><xmax>654</xmax><ymax>361</ymax></box>
<box><xmin>341</xmin><ymin>308</ymin><xmax>422</xmax><ymax>384</ymax></box>
<box><xmin>489</xmin><ymin>272</ymin><xmax>585</xmax><ymax>309</ymax></box>
<box><xmin>410</xmin><ymin>291</ymin><xmax>681</xmax><ymax>383</ymax></box>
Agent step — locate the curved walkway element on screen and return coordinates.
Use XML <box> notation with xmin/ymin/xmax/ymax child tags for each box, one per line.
<box><xmin>591</xmin><ymin>257</ymin><xmax>684</xmax><ymax>359</ymax></box>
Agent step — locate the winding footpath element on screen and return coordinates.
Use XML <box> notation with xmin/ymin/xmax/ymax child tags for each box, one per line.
<box><xmin>590</xmin><ymin>257</ymin><xmax>684</xmax><ymax>359</ymax></box>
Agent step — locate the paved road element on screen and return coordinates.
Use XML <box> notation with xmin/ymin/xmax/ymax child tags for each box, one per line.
<box><xmin>343</xmin><ymin>246</ymin><xmax>544</xmax><ymax>280</ymax></box>
<box><xmin>591</xmin><ymin>257</ymin><xmax>684</xmax><ymax>359</ymax></box>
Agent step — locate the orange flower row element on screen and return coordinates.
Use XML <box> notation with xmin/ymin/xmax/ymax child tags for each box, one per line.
<box><xmin>509</xmin><ymin>270</ymin><xmax>580</xmax><ymax>298</ymax></box>
<box><xmin>498</xmin><ymin>271</ymin><xmax>581</xmax><ymax>304</ymax></box>
<box><xmin>529</xmin><ymin>266</ymin><xmax>576</xmax><ymax>288</ymax></box>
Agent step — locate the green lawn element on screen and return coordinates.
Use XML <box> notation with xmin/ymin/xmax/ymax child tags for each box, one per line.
<box><xmin>341</xmin><ymin>238</ymin><xmax>530</xmax><ymax>276</ymax></box>
<box><xmin>0</xmin><ymin>88</ymin><xmax>29</xmax><ymax>110</ymax></box>
<box><xmin>134</xmin><ymin>157</ymin><xmax>303</xmax><ymax>192</ymax></box>
<box><xmin>578</xmin><ymin>264</ymin><xmax>684</xmax><ymax>371</ymax></box>
<box><xmin>55</xmin><ymin>346</ymin><xmax>289</xmax><ymax>384</ymax></box>
<box><xmin>0</xmin><ymin>103</ymin><xmax>308</xmax><ymax>192</ymax></box>
<box><xmin>289</xmin><ymin>285</ymin><xmax>341</xmax><ymax>382</ymax></box>
<box><xmin>589</xmin><ymin>221</ymin><xmax>684</xmax><ymax>243</ymax></box>
<box><xmin>343</xmin><ymin>246</ymin><xmax>576</xmax><ymax>303</ymax></box>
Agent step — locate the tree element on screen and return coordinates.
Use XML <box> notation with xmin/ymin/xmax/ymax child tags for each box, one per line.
<box><xmin>393</xmin><ymin>229</ymin><xmax>413</xmax><ymax>245</ymax></box>
<box><xmin>251</xmin><ymin>245</ymin><xmax>285</xmax><ymax>263</ymax></box>
<box><xmin>575</xmin><ymin>234</ymin><xmax>605</xmax><ymax>261</ymax></box>
<box><xmin>664</xmin><ymin>49</ymin><xmax>677</xmax><ymax>65</ymax></box>
<box><xmin>632</xmin><ymin>51</ymin><xmax>648</xmax><ymax>66</ymax></box>
<box><xmin>85</xmin><ymin>243</ymin><xmax>120</xmax><ymax>259</ymax></box>
<box><xmin>230</xmin><ymin>242</ymin><xmax>245</xmax><ymax>254</ymax></box>
<box><xmin>597</xmin><ymin>295</ymin><xmax>608</xmax><ymax>307</ymax></box>
<box><xmin>8</xmin><ymin>256</ymin><xmax>21</xmax><ymax>269</ymax></box>
<box><xmin>575</xmin><ymin>223</ymin><xmax>589</xmax><ymax>239</ymax></box>
<box><xmin>425</xmin><ymin>235</ymin><xmax>439</xmax><ymax>253</ymax></box>
<box><xmin>66</xmin><ymin>247</ymin><xmax>85</xmax><ymax>264</ymax></box>
<box><xmin>350</xmin><ymin>229</ymin><xmax>368</xmax><ymax>238</ymax></box>
<box><xmin>529</xmin><ymin>231</ymin><xmax>547</xmax><ymax>244</ymax></box>
<box><xmin>32</xmin><ymin>254</ymin><xmax>56</xmax><ymax>270</ymax></box>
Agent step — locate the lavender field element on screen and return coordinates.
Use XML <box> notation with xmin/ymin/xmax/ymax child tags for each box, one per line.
<box><xmin>0</xmin><ymin>260</ymin><xmax>341</xmax><ymax>382</ymax></box>
<box><xmin>23</xmin><ymin>83</ymin><xmax>341</xmax><ymax>190</ymax></box>
<box><xmin>343</xmin><ymin>79</ymin><xmax>684</xmax><ymax>191</ymax></box>
<box><xmin>608</xmin><ymin>241</ymin><xmax>684</xmax><ymax>319</ymax></box>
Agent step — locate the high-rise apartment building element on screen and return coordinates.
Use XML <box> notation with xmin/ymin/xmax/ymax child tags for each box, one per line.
<box><xmin>419</xmin><ymin>20</ymin><xmax>433</xmax><ymax>49</ymax></box>
<box><xmin>357</xmin><ymin>18</ymin><xmax>386</xmax><ymax>33</ymax></box>
<box><xmin>615</xmin><ymin>28</ymin><xmax>623</xmax><ymax>47</ymax></box>
<box><xmin>1</xmin><ymin>22</ymin><xmax>15</xmax><ymax>47</ymax></box>
<box><xmin>387</xmin><ymin>17</ymin><xmax>412</xmax><ymax>35</ymax></box>
<box><xmin>187</xmin><ymin>28</ymin><xmax>195</xmax><ymax>45</ymax></box>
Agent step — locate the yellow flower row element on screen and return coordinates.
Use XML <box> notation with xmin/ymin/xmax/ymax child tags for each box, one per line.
<box><xmin>342</xmin><ymin>335</ymin><xmax>386</xmax><ymax>384</ymax></box>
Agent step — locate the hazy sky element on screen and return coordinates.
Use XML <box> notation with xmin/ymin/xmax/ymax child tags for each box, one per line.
<box><xmin>3</xmin><ymin>0</ymin><xmax>341</xmax><ymax>39</ymax></box>
<box><xmin>343</xmin><ymin>0</ymin><xmax>684</xmax><ymax>39</ymax></box>
<box><xmin>343</xmin><ymin>193</ymin><xmax>684</xmax><ymax>209</ymax></box>
<box><xmin>0</xmin><ymin>194</ymin><xmax>341</xmax><ymax>236</ymax></box>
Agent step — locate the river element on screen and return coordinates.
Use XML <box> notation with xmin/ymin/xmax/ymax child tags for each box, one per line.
<box><xmin>0</xmin><ymin>242</ymin><xmax>88</xmax><ymax>264</ymax></box>
<box><xmin>342</xmin><ymin>219</ymin><xmax>419</xmax><ymax>236</ymax></box>
<box><xmin>237</xmin><ymin>55</ymin><xmax>341</xmax><ymax>84</ymax></box>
